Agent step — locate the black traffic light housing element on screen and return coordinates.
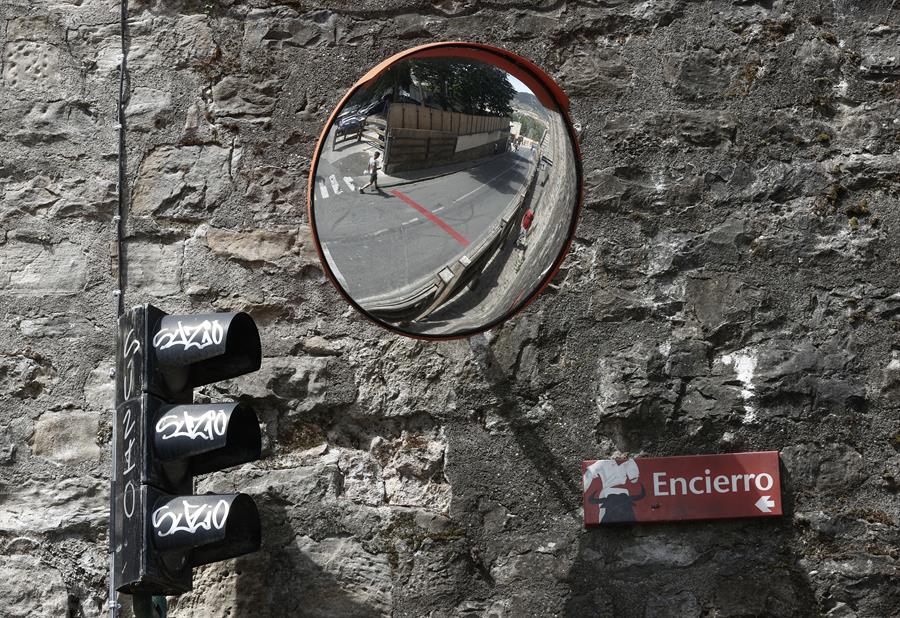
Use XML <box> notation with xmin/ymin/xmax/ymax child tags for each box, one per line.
<box><xmin>113</xmin><ymin>305</ymin><xmax>263</xmax><ymax>595</ymax></box>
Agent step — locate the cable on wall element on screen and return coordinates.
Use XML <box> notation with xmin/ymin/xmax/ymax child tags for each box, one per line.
<box><xmin>115</xmin><ymin>0</ymin><xmax>129</xmax><ymax>319</ymax></box>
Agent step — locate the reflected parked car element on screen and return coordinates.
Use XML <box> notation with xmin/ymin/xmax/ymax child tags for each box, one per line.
<box><xmin>336</xmin><ymin>95</ymin><xmax>422</xmax><ymax>135</ymax></box>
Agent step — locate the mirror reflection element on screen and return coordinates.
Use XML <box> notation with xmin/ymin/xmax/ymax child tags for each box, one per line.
<box><xmin>310</xmin><ymin>47</ymin><xmax>580</xmax><ymax>337</ymax></box>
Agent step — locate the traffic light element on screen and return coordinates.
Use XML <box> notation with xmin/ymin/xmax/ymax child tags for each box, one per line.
<box><xmin>112</xmin><ymin>304</ymin><xmax>263</xmax><ymax>595</ymax></box>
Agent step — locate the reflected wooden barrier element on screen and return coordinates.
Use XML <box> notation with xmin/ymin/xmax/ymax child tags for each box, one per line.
<box><xmin>384</xmin><ymin>105</ymin><xmax>511</xmax><ymax>174</ymax></box>
<box><xmin>387</xmin><ymin>104</ymin><xmax>509</xmax><ymax>135</ymax></box>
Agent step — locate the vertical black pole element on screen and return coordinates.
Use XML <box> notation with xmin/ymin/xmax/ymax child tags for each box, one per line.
<box><xmin>111</xmin><ymin>1</ymin><xmax>130</xmax><ymax>616</ymax></box>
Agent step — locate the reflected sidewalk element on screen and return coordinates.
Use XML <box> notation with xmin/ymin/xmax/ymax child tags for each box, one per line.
<box><xmin>379</xmin><ymin>154</ymin><xmax>513</xmax><ymax>189</ymax></box>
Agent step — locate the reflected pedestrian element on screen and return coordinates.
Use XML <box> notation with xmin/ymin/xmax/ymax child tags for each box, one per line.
<box><xmin>518</xmin><ymin>208</ymin><xmax>534</xmax><ymax>245</ymax></box>
<box><xmin>360</xmin><ymin>151</ymin><xmax>381</xmax><ymax>193</ymax></box>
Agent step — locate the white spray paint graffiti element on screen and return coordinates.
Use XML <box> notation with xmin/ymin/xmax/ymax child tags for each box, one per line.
<box><xmin>121</xmin><ymin>405</ymin><xmax>137</xmax><ymax>519</ymax></box>
<box><xmin>152</xmin><ymin>499</ymin><xmax>230</xmax><ymax>537</ymax></box>
<box><xmin>153</xmin><ymin>320</ymin><xmax>224</xmax><ymax>351</ymax></box>
<box><xmin>120</xmin><ymin>324</ymin><xmax>142</xmax><ymax>521</ymax></box>
<box><xmin>156</xmin><ymin>408</ymin><xmax>227</xmax><ymax>441</ymax></box>
<box><xmin>721</xmin><ymin>349</ymin><xmax>758</xmax><ymax>423</ymax></box>
<box><xmin>121</xmin><ymin>327</ymin><xmax>141</xmax><ymax>401</ymax></box>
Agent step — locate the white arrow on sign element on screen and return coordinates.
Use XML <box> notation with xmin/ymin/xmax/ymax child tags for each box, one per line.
<box><xmin>755</xmin><ymin>496</ymin><xmax>776</xmax><ymax>513</ymax></box>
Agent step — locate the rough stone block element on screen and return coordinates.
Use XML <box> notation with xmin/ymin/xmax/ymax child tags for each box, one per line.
<box><xmin>666</xmin><ymin>339</ymin><xmax>711</xmax><ymax>377</ymax></box>
<box><xmin>4</xmin><ymin>174</ymin><xmax>115</xmax><ymax>219</ymax></box>
<box><xmin>663</xmin><ymin>48</ymin><xmax>733</xmax><ymax>100</ymax></box>
<box><xmin>0</xmin><ymin>352</ymin><xmax>56</xmax><ymax>399</ymax></box>
<box><xmin>836</xmin><ymin>101</ymin><xmax>900</xmax><ymax>155</ymax></box>
<box><xmin>205</xmin><ymin>227</ymin><xmax>296</xmax><ymax>263</ymax></box>
<box><xmin>0</xmin><ymin>555</ymin><xmax>69</xmax><ymax>618</ymax></box>
<box><xmin>225</xmin><ymin>355</ymin><xmax>357</xmax><ymax>414</ymax></box>
<box><xmin>126</xmin><ymin>87</ymin><xmax>173</xmax><ymax>132</ymax></box>
<box><xmin>653</xmin><ymin>110</ymin><xmax>736</xmax><ymax>147</ymax></box>
<box><xmin>686</xmin><ymin>274</ymin><xmax>765</xmax><ymax>342</ymax></box>
<box><xmin>859</xmin><ymin>36</ymin><xmax>900</xmax><ymax>80</ymax></box>
<box><xmin>881</xmin><ymin>353</ymin><xmax>900</xmax><ymax>398</ymax></box>
<box><xmin>83</xmin><ymin>363</ymin><xmax>115</xmax><ymax>412</ymax></box>
<box><xmin>175</xmin><ymin>534</ymin><xmax>392</xmax><ymax>617</ymax></box>
<box><xmin>296</xmin><ymin>534</ymin><xmax>393</xmax><ymax>613</ymax></box>
<box><xmin>210</xmin><ymin>76</ymin><xmax>280</xmax><ymax>123</ymax></box>
<box><xmin>19</xmin><ymin>313</ymin><xmax>96</xmax><ymax>339</ymax></box>
<box><xmin>131</xmin><ymin>145</ymin><xmax>231</xmax><ymax>219</ymax></box>
<box><xmin>125</xmin><ymin>240</ymin><xmax>183</xmax><ymax>296</ymax></box>
<box><xmin>796</xmin><ymin>38</ymin><xmax>843</xmax><ymax>75</ymax></box>
<box><xmin>242</xmin><ymin>164</ymin><xmax>305</xmax><ymax>214</ymax></box>
<box><xmin>557</xmin><ymin>49</ymin><xmax>632</xmax><ymax>96</ymax></box>
<box><xmin>338</xmin><ymin>448</ymin><xmax>386</xmax><ymax>506</ymax></box>
<box><xmin>242</xmin><ymin>10</ymin><xmax>326</xmax><ymax>50</ymax></box>
<box><xmin>781</xmin><ymin>443</ymin><xmax>865</xmax><ymax>493</ymax></box>
<box><xmin>0</xmin><ymin>241</ymin><xmax>87</xmax><ymax>294</ymax></box>
<box><xmin>63</xmin><ymin>21</ymin><xmax>120</xmax><ymax>74</ymax></box>
<box><xmin>2</xmin><ymin>41</ymin><xmax>59</xmax><ymax>90</ymax></box>
<box><xmin>644</xmin><ymin>591</ymin><xmax>700</xmax><ymax>618</ymax></box>
<box><xmin>380</xmin><ymin>433</ymin><xmax>450</xmax><ymax>513</ymax></box>
<box><xmin>6</xmin><ymin>16</ymin><xmax>62</xmax><ymax>42</ymax></box>
<box><xmin>9</xmin><ymin>99</ymin><xmax>101</xmax><ymax>147</ymax></box>
<box><xmin>0</xmin><ymin>476</ymin><xmax>107</xmax><ymax>532</ymax></box>
<box><xmin>31</xmin><ymin>410</ymin><xmax>100</xmax><ymax>464</ymax></box>
<box><xmin>616</xmin><ymin>538</ymin><xmax>699</xmax><ymax>567</ymax></box>
<box><xmin>127</xmin><ymin>16</ymin><xmax>217</xmax><ymax>73</ymax></box>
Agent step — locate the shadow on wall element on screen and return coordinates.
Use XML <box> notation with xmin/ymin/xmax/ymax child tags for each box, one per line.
<box><xmin>472</xmin><ymin>340</ymin><xmax>820</xmax><ymax>617</ymax></box>
<box><xmin>166</xmin><ymin>499</ymin><xmax>382</xmax><ymax>617</ymax></box>
<box><xmin>230</xmin><ymin>501</ymin><xmax>380</xmax><ymax>618</ymax></box>
<box><xmin>471</xmin><ymin>338</ymin><xmax>581</xmax><ymax>511</ymax></box>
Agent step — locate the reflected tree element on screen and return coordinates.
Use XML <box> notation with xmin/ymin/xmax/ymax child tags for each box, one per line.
<box><xmin>359</xmin><ymin>63</ymin><xmax>414</xmax><ymax>105</ymax></box>
<box><xmin>404</xmin><ymin>58</ymin><xmax>516</xmax><ymax>116</ymax></box>
<box><xmin>347</xmin><ymin>57</ymin><xmax>517</xmax><ymax>117</ymax></box>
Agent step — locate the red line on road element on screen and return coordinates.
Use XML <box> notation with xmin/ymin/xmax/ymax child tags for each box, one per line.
<box><xmin>390</xmin><ymin>189</ymin><xmax>469</xmax><ymax>247</ymax></box>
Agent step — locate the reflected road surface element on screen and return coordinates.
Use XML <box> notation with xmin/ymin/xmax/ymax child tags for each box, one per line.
<box><xmin>314</xmin><ymin>149</ymin><xmax>534</xmax><ymax>301</ymax></box>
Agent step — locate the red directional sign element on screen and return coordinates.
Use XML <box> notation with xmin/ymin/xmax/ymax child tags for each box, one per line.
<box><xmin>582</xmin><ymin>451</ymin><xmax>782</xmax><ymax>525</ymax></box>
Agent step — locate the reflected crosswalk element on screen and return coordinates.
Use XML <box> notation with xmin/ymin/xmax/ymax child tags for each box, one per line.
<box><xmin>318</xmin><ymin>175</ymin><xmax>357</xmax><ymax>199</ymax></box>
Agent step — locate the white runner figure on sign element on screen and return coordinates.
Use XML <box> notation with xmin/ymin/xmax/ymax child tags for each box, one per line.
<box><xmin>583</xmin><ymin>458</ymin><xmax>643</xmax><ymax>523</ymax></box>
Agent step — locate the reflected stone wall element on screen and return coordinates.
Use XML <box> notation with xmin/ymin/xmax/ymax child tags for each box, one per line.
<box><xmin>1</xmin><ymin>1</ymin><xmax>898</xmax><ymax>616</ymax></box>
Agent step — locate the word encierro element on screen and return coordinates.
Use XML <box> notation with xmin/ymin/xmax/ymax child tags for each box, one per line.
<box><xmin>653</xmin><ymin>469</ymin><xmax>775</xmax><ymax>496</ymax></box>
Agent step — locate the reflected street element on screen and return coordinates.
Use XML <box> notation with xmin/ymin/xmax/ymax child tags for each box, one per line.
<box><xmin>316</xmin><ymin>141</ymin><xmax>536</xmax><ymax>302</ymax></box>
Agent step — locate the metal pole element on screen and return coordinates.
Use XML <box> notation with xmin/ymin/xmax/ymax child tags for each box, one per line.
<box><xmin>111</xmin><ymin>0</ymin><xmax>129</xmax><ymax>616</ymax></box>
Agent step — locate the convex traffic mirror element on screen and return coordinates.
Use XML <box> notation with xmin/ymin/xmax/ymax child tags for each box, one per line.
<box><xmin>309</xmin><ymin>43</ymin><xmax>583</xmax><ymax>338</ymax></box>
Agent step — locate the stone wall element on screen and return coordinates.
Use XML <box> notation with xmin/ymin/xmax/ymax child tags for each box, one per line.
<box><xmin>0</xmin><ymin>1</ymin><xmax>898</xmax><ymax>617</ymax></box>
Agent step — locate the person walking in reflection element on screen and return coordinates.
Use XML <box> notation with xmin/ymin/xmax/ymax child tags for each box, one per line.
<box><xmin>360</xmin><ymin>151</ymin><xmax>381</xmax><ymax>193</ymax></box>
<box><xmin>515</xmin><ymin>207</ymin><xmax>534</xmax><ymax>270</ymax></box>
<box><xmin>518</xmin><ymin>208</ymin><xmax>534</xmax><ymax>245</ymax></box>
